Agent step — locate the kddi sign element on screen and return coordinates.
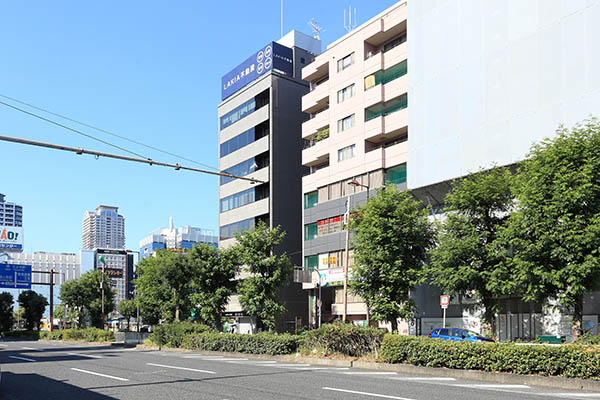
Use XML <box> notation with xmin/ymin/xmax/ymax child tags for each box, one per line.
<box><xmin>0</xmin><ymin>226</ymin><xmax>23</xmax><ymax>250</ymax></box>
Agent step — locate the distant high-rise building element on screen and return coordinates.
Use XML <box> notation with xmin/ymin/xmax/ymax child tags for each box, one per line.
<box><xmin>82</xmin><ymin>205</ymin><xmax>125</xmax><ymax>250</ymax></box>
<box><xmin>139</xmin><ymin>217</ymin><xmax>218</xmax><ymax>259</ymax></box>
<box><xmin>0</xmin><ymin>193</ymin><xmax>24</xmax><ymax>253</ymax></box>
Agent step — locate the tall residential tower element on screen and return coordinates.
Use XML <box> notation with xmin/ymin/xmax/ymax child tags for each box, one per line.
<box><xmin>82</xmin><ymin>205</ymin><xmax>125</xmax><ymax>250</ymax></box>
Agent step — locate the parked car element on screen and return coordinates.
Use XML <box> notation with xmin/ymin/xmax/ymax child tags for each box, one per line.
<box><xmin>428</xmin><ymin>328</ymin><xmax>494</xmax><ymax>343</ymax></box>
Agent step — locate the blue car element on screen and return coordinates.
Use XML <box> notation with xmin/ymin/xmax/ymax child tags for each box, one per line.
<box><xmin>428</xmin><ymin>328</ymin><xmax>494</xmax><ymax>343</ymax></box>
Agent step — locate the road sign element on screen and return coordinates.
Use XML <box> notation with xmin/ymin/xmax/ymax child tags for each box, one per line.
<box><xmin>440</xmin><ymin>295</ymin><xmax>450</xmax><ymax>309</ymax></box>
<box><xmin>0</xmin><ymin>263</ymin><xmax>32</xmax><ymax>289</ymax></box>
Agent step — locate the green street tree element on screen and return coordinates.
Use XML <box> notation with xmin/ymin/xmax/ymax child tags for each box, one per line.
<box><xmin>189</xmin><ymin>244</ymin><xmax>238</xmax><ymax>330</ymax></box>
<box><xmin>134</xmin><ymin>251</ymin><xmax>192</xmax><ymax>324</ymax></box>
<box><xmin>427</xmin><ymin>167</ymin><xmax>515</xmax><ymax>335</ymax></box>
<box><xmin>18</xmin><ymin>290</ymin><xmax>48</xmax><ymax>331</ymax></box>
<box><xmin>235</xmin><ymin>221</ymin><xmax>292</xmax><ymax>331</ymax></box>
<box><xmin>60</xmin><ymin>270</ymin><xmax>114</xmax><ymax>328</ymax></box>
<box><xmin>0</xmin><ymin>292</ymin><xmax>15</xmax><ymax>331</ymax></box>
<box><xmin>349</xmin><ymin>185</ymin><xmax>435</xmax><ymax>332</ymax></box>
<box><xmin>505</xmin><ymin>119</ymin><xmax>600</xmax><ymax>339</ymax></box>
<box><xmin>118</xmin><ymin>299</ymin><xmax>137</xmax><ymax>330</ymax></box>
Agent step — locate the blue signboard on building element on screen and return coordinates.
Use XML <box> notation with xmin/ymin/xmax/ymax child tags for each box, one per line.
<box><xmin>0</xmin><ymin>263</ymin><xmax>32</xmax><ymax>289</ymax></box>
<box><xmin>221</xmin><ymin>41</ymin><xmax>293</xmax><ymax>100</ymax></box>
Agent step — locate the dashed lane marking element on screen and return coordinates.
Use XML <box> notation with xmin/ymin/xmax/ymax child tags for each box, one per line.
<box><xmin>68</xmin><ymin>352</ymin><xmax>102</xmax><ymax>359</ymax></box>
<box><xmin>9</xmin><ymin>355</ymin><xmax>36</xmax><ymax>362</ymax></box>
<box><xmin>341</xmin><ymin>371</ymin><xmax>398</xmax><ymax>375</ymax></box>
<box><xmin>146</xmin><ymin>362</ymin><xmax>216</xmax><ymax>374</ymax></box>
<box><xmin>455</xmin><ymin>384</ymin><xmax>530</xmax><ymax>389</ymax></box>
<box><xmin>71</xmin><ymin>368</ymin><xmax>129</xmax><ymax>382</ymax></box>
<box><xmin>389</xmin><ymin>377</ymin><xmax>456</xmax><ymax>381</ymax></box>
<box><xmin>323</xmin><ymin>387</ymin><xmax>415</xmax><ymax>400</ymax></box>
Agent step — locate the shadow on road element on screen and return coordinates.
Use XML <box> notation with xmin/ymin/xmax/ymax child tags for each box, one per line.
<box><xmin>1</xmin><ymin>371</ymin><xmax>117</xmax><ymax>400</ymax></box>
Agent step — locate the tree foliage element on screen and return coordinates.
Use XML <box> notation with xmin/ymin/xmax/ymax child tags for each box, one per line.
<box><xmin>349</xmin><ymin>185</ymin><xmax>435</xmax><ymax>332</ymax></box>
<box><xmin>60</xmin><ymin>270</ymin><xmax>114</xmax><ymax>329</ymax></box>
<box><xmin>505</xmin><ymin>118</ymin><xmax>600</xmax><ymax>338</ymax></box>
<box><xmin>18</xmin><ymin>290</ymin><xmax>48</xmax><ymax>331</ymax></box>
<box><xmin>235</xmin><ymin>221</ymin><xmax>292</xmax><ymax>331</ymax></box>
<box><xmin>0</xmin><ymin>292</ymin><xmax>15</xmax><ymax>331</ymax></box>
<box><xmin>189</xmin><ymin>244</ymin><xmax>238</xmax><ymax>330</ymax></box>
<box><xmin>118</xmin><ymin>299</ymin><xmax>137</xmax><ymax>329</ymax></box>
<box><xmin>427</xmin><ymin>167</ymin><xmax>515</xmax><ymax>333</ymax></box>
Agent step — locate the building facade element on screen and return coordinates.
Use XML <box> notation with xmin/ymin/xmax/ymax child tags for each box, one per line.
<box><xmin>6</xmin><ymin>251</ymin><xmax>81</xmax><ymax>313</ymax></box>
<box><xmin>300</xmin><ymin>0</ymin><xmax>600</xmax><ymax>339</ymax></box>
<box><xmin>218</xmin><ymin>30</ymin><xmax>321</xmax><ymax>333</ymax></box>
<box><xmin>81</xmin><ymin>248</ymin><xmax>134</xmax><ymax>305</ymax></box>
<box><xmin>300</xmin><ymin>3</ymin><xmax>408</xmax><ymax>327</ymax></box>
<box><xmin>0</xmin><ymin>193</ymin><xmax>24</xmax><ymax>253</ymax></box>
<box><xmin>139</xmin><ymin>217</ymin><xmax>217</xmax><ymax>259</ymax></box>
<box><xmin>82</xmin><ymin>205</ymin><xmax>125</xmax><ymax>250</ymax></box>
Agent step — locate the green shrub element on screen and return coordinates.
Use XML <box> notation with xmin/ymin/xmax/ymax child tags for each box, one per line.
<box><xmin>575</xmin><ymin>332</ymin><xmax>600</xmax><ymax>345</ymax></box>
<box><xmin>380</xmin><ymin>335</ymin><xmax>600</xmax><ymax>380</ymax></box>
<box><xmin>2</xmin><ymin>330</ymin><xmax>40</xmax><ymax>340</ymax></box>
<box><xmin>181</xmin><ymin>331</ymin><xmax>300</xmax><ymax>355</ymax></box>
<box><xmin>40</xmin><ymin>331</ymin><xmax>63</xmax><ymax>340</ymax></box>
<box><xmin>301</xmin><ymin>323</ymin><xmax>385</xmax><ymax>357</ymax></box>
<box><xmin>150</xmin><ymin>321</ymin><xmax>213</xmax><ymax>347</ymax></box>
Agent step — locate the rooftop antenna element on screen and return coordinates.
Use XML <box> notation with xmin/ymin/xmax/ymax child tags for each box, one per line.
<box><xmin>344</xmin><ymin>5</ymin><xmax>357</xmax><ymax>33</ymax></box>
<box><xmin>308</xmin><ymin>18</ymin><xmax>324</xmax><ymax>40</ymax></box>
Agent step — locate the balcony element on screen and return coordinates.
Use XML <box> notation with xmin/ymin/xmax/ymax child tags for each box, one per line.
<box><xmin>364</xmin><ymin>85</ymin><xmax>383</xmax><ymax>109</ymax></box>
<box><xmin>363</xmin><ymin>4</ymin><xmax>407</xmax><ymax>47</ymax></box>
<box><xmin>302</xmin><ymin>137</ymin><xmax>329</xmax><ymax>166</ymax></box>
<box><xmin>383</xmin><ymin>41</ymin><xmax>407</xmax><ymax>70</ymax></box>
<box><xmin>302</xmin><ymin>109</ymin><xmax>329</xmax><ymax>139</ymax></box>
<box><xmin>303</xmin><ymin>162</ymin><xmax>330</xmax><ymax>190</ymax></box>
<box><xmin>302</xmin><ymin>80</ymin><xmax>330</xmax><ymax>114</ymax></box>
<box><xmin>364</xmin><ymin>107</ymin><xmax>408</xmax><ymax>142</ymax></box>
<box><xmin>302</xmin><ymin>55</ymin><xmax>329</xmax><ymax>82</ymax></box>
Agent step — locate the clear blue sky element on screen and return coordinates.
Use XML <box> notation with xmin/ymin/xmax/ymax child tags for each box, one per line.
<box><xmin>0</xmin><ymin>1</ymin><xmax>393</xmax><ymax>254</ymax></box>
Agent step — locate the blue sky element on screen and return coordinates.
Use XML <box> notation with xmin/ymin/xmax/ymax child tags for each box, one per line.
<box><xmin>0</xmin><ymin>1</ymin><xmax>393</xmax><ymax>254</ymax></box>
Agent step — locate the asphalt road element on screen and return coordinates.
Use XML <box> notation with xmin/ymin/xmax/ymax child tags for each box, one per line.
<box><xmin>0</xmin><ymin>339</ymin><xmax>599</xmax><ymax>400</ymax></box>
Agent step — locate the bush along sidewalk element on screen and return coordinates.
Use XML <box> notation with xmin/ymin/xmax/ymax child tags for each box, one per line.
<box><xmin>380</xmin><ymin>335</ymin><xmax>600</xmax><ymax>380</ymax></box>
<box><xmin>300</xmin><ymin>322</ymin><xmax>385</xmax><ymax>358</ymax></box>
<box><xmin>181</xmin><ymin>331</ymin><xmax>301</xmax><ymax>355</ymax></box>
<box><xmin>40</xmin><ymin>328</ymin><xmax>114</xmax><ymax>342</ymax></box>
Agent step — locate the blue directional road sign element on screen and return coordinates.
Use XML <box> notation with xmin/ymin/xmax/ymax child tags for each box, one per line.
<box><xmin>0</xmin><ymin>263</ymin><xmax>32</xmax><ymax>289</ymax></box>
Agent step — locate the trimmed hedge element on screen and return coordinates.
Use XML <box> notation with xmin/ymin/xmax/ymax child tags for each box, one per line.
<box><xmin>301</xmin><ymin>323</ymin><xmax>385</xmax><ymax>357</ymax></box>
<box><xmin>40</xmin><ymin>328</ymin><xmax>114</xmax><ymax>342</ymax></box>
<box><xmin>380</xmin><ymin>335</ymin><xmax>600</xmax><ymax>380</ymax></box>
<box><xmin>149</xmin><ymin>321</ymin><xmax>213</xmax><ymax>348</ymax></box>
<box><xmin>181</xmin><ymin>332</ymin><xmax>301</xmax><ymax>355</ymax></box>
<box><xmin>2</xmin><ymin>330</ymin><xmax>40</xmax><ymax>340</ymax></box>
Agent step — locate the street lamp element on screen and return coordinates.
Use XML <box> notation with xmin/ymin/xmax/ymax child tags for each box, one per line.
<box><xmin>312</xmin><ymin>268</ymin><xmax>324</xmax><ymax>329</ymax></box>
<box><xmin>348</xmin><ymin>179</ymin><xmax>370</xmax><ymax>201</ymax></box>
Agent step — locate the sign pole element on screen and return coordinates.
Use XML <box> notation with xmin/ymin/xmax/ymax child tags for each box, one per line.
<box><xmin>49</xmin><ymin>268</ymin><xmax>54</xmax><ymax>332</ymax></box>
<box><xmin>443</xmin><ymin>307</ymin><xmax>446</xmax><ymax>328</ymax></box>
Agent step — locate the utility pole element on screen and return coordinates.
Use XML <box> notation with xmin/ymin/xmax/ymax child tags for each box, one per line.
<box><xmin>343</xmin><ymin>194</ymin><xmax>351</xmax><ymax>323</ymax></box>
<box><xmin>31</xmin><ymin>269</ymin><xmax>60</xmax><ymax>332</ymax></box>
<box><xmin>101</xmin><ymin>262</ymin><xmax>105</xmax><ymax>329</ymax></box>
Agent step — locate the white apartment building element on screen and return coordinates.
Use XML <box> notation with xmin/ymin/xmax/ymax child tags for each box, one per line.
<box><xmin>82</xmin><ymin>205</ymin><xmax>125</xmax><ymax>250</ymax></box>
<box><xmin>0</xmin><ymin>193</ymin><xmax>24</xmax><ymax>253</ymax></box>
<box><xmin>301</xmin><ymin>0</ymin><xmax>600</xmax><ymax>339</ymax></box>
<box><xmin>301</xmin><ymin>2</ymin><xmax>408</xmax><ymax>326</ymax></box>
<box><xmin>139</xmin><ymin>217</ymin><xmax>217</xmax><ymax>259</ymax></box>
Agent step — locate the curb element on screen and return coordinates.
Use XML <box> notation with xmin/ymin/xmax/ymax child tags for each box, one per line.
<box><xmin>135</xmin><ymin>344</ymin><xmax>600</xmax><ymax>391</ymax></box>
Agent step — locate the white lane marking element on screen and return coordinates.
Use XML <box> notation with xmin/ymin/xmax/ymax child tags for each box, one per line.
<box><xmin>268</xmin><ymin>363</ymin><xmax>311</xmax><ymax>367</ymax></box>
<box><xmin>0</xmin><ymin>344</ymin><xmax>8</xmax><ymax>347</ymax></box>
<box><xmin>68</xmin><ymin>352</ymin><xmax>102</xmax><ymax>359</ymax></box>
<box><xmin>455</xmin><ymin>384</ymin><xmax>530</xmax><ymax>389</ymax></box>
<box><xmin>298</xmin><ymin>367</ymin><xmax>350</xmax><ymax>371</ymax></box>
<box><xmin>323</xmin><ymin>387</ymin><xmax>414</xmax><ymax>400</ymax></box>
<box><xmin>9</xmin><ymin>355</ymin><xmax>36</xmax><ymax>362</ymax></box>
<box><xmin>183</xmin><ymin>356</ymin><xmax>247</xmax><ymax>361</ymax></box>
<box><xmin>71</xmin><ymin>368</ymin><xmax>129</xmax><ymax>381</ymax></box>
<box><xmin>341</xmin><ymin>371</ymin><xmax>398</xmax><ymax>375</ymax></box>
<box><xmin>390</xmin><ymin>377</ymin><xmax>456</xmax><ymax>381</ymax></box>
<box><xmin>21</xmin><ymin>347</ymin><xmax>37</xmax><ymax>350</ymax></box>
<box><xmin>146</xmin><ymin>362</ymin><xmax>216</xmax><ymax>374</ymax></box>
<box><xmin>226</xmin><ymin>360</ymin><xmax>277</xmax><ymax>364</ymax></box>
<box><xmin>551</xmin><ymin>394</ymin><xmax>600</xmax><ymax>398</ymax></box>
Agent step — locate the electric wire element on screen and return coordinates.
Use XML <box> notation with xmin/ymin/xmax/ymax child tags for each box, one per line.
<box><xmin>0</xmin><ymin>93</ymin><xmax>219</xmax><ymax>171</ymax></box>
<box><xmin>0</xmin><ymin>100</ymin><xmax>150</xmax><ymax>160</ymax></box>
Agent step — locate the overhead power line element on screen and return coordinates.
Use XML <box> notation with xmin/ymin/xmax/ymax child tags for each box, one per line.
<box><xmin>0</xmin><ymin>134</ymin><xmax>266</xmax><ymax>184</ymax></box>
<box><xmin>0</xmin><ymin>94</ymin><xmax>219</xmax><ymax>171</ymax></box>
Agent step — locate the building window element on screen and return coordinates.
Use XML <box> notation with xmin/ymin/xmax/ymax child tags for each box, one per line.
<box><xmin>364</xmin><ymin>60</ymin><xmax>407</xmax><ymax>90</ymax></box>
<box><xmin>304</xmin><ymin>191</ymin><xmax>318</xmax><ymax>209</ymax></box>
<box><xmin>364</xmin><ymin>93</ymin><xmax>408</xmax><ymax>122</ymax></box>
<box><xmin>337</xmin><ymin>52</ymin><xmax>355</xmax><ymax>72</ymax></box>
<box><xmin>304</xmin><ymin>255</ymin><xmax>318</xmax><ymax>269</ymax></box>
<box><xmin>219</xmin><ymin>218</ymin><xmax>254</xmax><ymax>240</ymax></box>
<box><xmin>385</xmin><ymin>163</ymin><xmax>407</xmax><ymax>184</ymax></box>
<box><xmin>337</xmin><ymin>114</ymin><xmax>355</xmax><ymax>133</ymax></box>
<box><xmin>337</xmin><ymin>144</ymin><xmax>356</xmax><ymax>162</ymax></box>
<box><xmin>220</xmin><ymin>98</ymin><xmax>256</xmax><ymax>130</ymax></box>
<box><xmin>337</xmin><ymin>84</ymin><xmax>355</xmax><ymax>104</ymax></box>
<box><xmin>304</xmin><ymin>223</ymin><xmax>318</xmax><ymax>241</ymax></box>
<box><xmin>220</xmin><ymin>153</ymin><xmax>269</xmax><ymax>185</ymax></box>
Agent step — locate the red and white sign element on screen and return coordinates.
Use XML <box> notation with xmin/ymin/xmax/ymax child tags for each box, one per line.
<box><xmin>440</xmin><ymin>295</ymin><xmax>450</xmax><ymax>309</ymax></box>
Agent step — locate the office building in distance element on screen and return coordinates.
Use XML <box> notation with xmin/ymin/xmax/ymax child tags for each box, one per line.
<box><xmin>139</xmin><ymin>217</ymin><xmax>217</xmax><ymax>259</ymax></box>
<box><xmin>0</xmin><ymin>193</ymin><xmax>24</xmax><ymax>253</ymax></box>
